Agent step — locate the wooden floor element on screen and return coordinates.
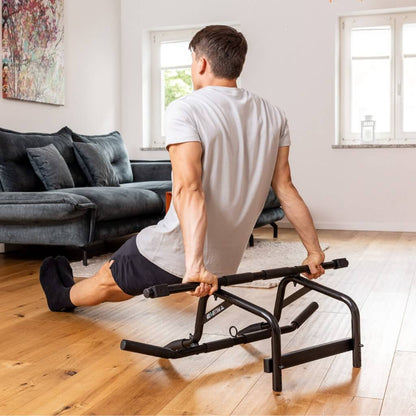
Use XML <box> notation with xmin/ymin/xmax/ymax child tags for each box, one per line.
<box><xmin>1</xmin><ymin>228</ymin><xmax>416</xmax><ymax>415</ymax></box>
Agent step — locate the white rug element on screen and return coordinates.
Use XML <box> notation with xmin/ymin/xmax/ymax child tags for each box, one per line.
<box><xmin>70</xmin><ymin>240</ymin><xmax>328</xmax><ymax>289</ymax></box>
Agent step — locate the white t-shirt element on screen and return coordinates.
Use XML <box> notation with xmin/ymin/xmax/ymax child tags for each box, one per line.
<box><xmin>136</xmin><ymin>86</ymin><xmax>290</xmax><ymax>278</ymax></box>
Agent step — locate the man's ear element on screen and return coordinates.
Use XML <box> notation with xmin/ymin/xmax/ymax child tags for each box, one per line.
<box><xmin>197</xmin><ymin>56</ymin><xmax>207</xmax><ymax>75</ymax></box>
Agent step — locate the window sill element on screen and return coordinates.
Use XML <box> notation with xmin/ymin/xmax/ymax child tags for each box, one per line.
<box><xmin>140</xmin><ymin>147</ymin><xmax>166</xmax><ymax>151</ymax></box>
<box><xmin>333</xmin><ymin>142</ymin><xmax>416</xmax><ymax>149</ymax></box>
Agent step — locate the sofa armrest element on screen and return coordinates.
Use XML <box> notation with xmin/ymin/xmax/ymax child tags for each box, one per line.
<box><xmin>130</xmin><ymin>161</ymin><xmax>172</xmax><ymax>182</ymax></box>
<box><xmin>0</xmin><ymin>192</ymin><xmax>96</xmax><ymax>223</ymax></box>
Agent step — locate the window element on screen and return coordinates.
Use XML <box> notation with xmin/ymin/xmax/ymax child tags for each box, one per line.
<box><xmin>145</xmin><ymin>28</ymin><xmax>200</xmax><ymax>149</ymax></box>
<box><xmin>340</xmin><ymin>12</ymin><xmax>416</xmax><ymax>145</ymax></box>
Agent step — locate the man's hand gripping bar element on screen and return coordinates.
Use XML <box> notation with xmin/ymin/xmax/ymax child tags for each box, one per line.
<box><xmin>143</xmin><ymin>258</ymin><xmax>349</xmax><ymax>299</ymax></box>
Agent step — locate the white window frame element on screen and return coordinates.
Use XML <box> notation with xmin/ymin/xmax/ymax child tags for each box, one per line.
<box><xmin>146</xmin><ymin>27</ymin><xmax>200</xmax><ymax>149</ymax></box>
<box><xmin>339</xmin><ymin>12</ymin><xmax>416</xmax><ymax>145</ymax></box>
<box><xmin>397</xmin><ymin>13</ymin><xmax>416</xmax><ymax>141</ymax></box>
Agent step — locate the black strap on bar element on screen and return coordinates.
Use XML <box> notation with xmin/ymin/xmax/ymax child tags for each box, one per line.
<box><xmin>143</xmin><ymin>258</ymin><xmax>349</xmax><ymax>299</ymax></box>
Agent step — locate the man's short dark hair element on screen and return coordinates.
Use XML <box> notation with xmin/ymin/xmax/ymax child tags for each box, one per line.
<box><xmin>189</xmin><ymin>25</ymin><xmax>248</xmax><ymax>80</ymax></box>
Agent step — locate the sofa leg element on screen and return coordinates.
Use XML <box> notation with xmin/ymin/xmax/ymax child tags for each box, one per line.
<box><xmin>82</xmin><ymin>249</ymin><xmax>88</xmax><ymax>266</ymax></box>
<box><xmin>249</xmin><ymin>234</ymin><xmax>254</xmax><ymax>247</ymax></box>
<box><xmin>271</xmin><ymin>222</ymin><xmax>278</xmax><ymax>239</ymax></box>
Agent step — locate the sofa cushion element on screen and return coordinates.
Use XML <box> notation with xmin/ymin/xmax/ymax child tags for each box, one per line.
<box><xmin>130</xmin><ymin>161</ymin><xmax>172</xmax><ymax>182</ymax></box>
<box><xmin>74</xmin><ymin>142</ymin><xmax>119</xmax><ymax>187</ymax></box>
<box><xmin>255</xmin><ymin>207</ymin><xmax>285</xmax><ymax>228</ymax></box>
<box><xmin>120</xmin><ymin>180</ymin><xmax>171</xmax><ymax>200</ymax></box>
<box><xmin>0</xmin><ymin>126</ymin><xmax>87</xmax><ymax>191</ymax></box>
<box><xmin>72</xmin><ymin>130</ymin><xmax>133</xmax><ymax>184</ymax></box>
<box><xmin>0</xmin><ymin>191</ymin><xmax>94</xmax><ymax>223</ymax></box>
<box><xmin>53</xmin><ymin>187</ymin><xmax>163</xmax><ymax>221</ymax></box>
<box><xmin>264</xmin><ymin>188</ymin><xmax>280</xmax><ymax>210</ymax></box>
<box><xmin>27</xmin><ymin>144</ymin><xmax>75</xmax><ymax>190</ymax></box>
<box><xmin>121</xmin><ymin>180</ymin><xmax>172</xmax><ymax>209</ymax></box>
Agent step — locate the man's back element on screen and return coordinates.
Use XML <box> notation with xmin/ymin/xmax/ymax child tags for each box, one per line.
<box><xmin>137</xmin><ymin>86</ymin><xmax>290</xmax><ymax>277</ymax></box>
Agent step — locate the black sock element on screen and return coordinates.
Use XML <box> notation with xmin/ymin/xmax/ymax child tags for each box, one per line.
<box><xmin>39</xmin><ymin>257</ymin><xmax>76</xmax><ymax>312</ymax></box>
<box><xmin>55</xmin><ymin>256</ymin><xmax>75</xmax><ymax>287</ymax></box>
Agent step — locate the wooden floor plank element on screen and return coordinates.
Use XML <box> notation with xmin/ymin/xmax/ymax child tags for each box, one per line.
<box><xmin>308</xmin><ymin>231</ymin><xmax>402</xmax><ymax>314</ymax></box>
<box><xmin>80</xmin><ymin>346</ymin><xmax>227</xmax><ymax>415</ymax></box>
<box><xmin>305</xmin><ymin>394</ymin><xmax>382</xmax><ymax>415</ymax></box>
<box><xmin>318</xmin><ymin>233</ymin><xmax>416</xmax><ymax>399</ymax></box>
<box><xmin>230</xmin><ymin>312</ymin><xmax>351</xmax><ymax>415</ymax></box>
<box><xmin>158</xmin><ymin>340</ymin><xmax>269</xmax><ymax>416</ymax></box>
<box><xmin>397</xmin><ymin>271</ymin><xmax>416</xmax><ymax>353</ymax></box>
<box><xmin>380</xmin><ymin>351</ymin><xmax>416</xmax><ymax>415</ymax></box>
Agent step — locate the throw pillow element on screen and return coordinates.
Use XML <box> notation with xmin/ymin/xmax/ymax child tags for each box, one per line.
<box><xmin>72</xmin><ymin>131</ymin><xmax>133</xmax><ymax>183</ymax></box>
<box><xmin>0</xmin><ymin>126</ymin><xmax>85</xmax><ymax>192</ymax></box>
<box><xmin>26</xmin><ymin>144</ymin><xmax>75</xmax><ymax>190</ymax></box>
<box><xmin>73</xmin><ymin>142</ymin><xmax>120</xmax><ymax>187</ymax></box>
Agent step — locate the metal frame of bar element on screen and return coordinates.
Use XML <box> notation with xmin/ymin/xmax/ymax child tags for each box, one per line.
<box><xmin>120</xmin><ymin>258</ymin><xmax>362</xmax><ymax>392</ymax></box>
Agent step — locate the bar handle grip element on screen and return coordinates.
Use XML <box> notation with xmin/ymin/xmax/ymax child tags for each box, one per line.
<box><xmin>333</xmin><ymin>258</ymin><xmax>349</xmax><ymax>269</ymax></box>
<box><xmin>143</xmin><ymin>258</ymin><xmax>349</xmax><ymax>299</ymax></box>
<box><xmin>143</xmin><ymin>282</ymin><xmax>199</xmax><ymax>298</ymax></box>
<box><xmin>291</xmin><ymin>302</ymin><xmax>319</xmax><ymax>329</ymax></box>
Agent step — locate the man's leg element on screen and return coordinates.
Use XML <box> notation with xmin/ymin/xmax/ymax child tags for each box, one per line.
<box><xmin>40</xmin><ymin>257</ymin><xmax>133</xmax><ymax>311</ymax></box>
<box><xmin>69</xmin><ymin>260</ymin><xmax>133</xmax><ymax>306</ymax></box>
<box><xmin>40</xmin><ymin>235</ymin><xmax>180</xmax><ymax>311</ymax></box>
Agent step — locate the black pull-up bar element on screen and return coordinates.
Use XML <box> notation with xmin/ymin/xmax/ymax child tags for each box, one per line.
<box><xmin>143</xmin><ymin>258</ymin><xmax>349</xmax><ymax>299</ymax></box>
<box><xmin>122</xmin><ymin>256</ymin><xmax>361</xmax><ymax>393</ymax></box>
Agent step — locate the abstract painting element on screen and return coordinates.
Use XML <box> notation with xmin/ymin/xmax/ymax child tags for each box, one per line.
<box><xmin>2</xmin><ymin>0</ymin><xmax>64</xmax><ymax>105</ymax></box>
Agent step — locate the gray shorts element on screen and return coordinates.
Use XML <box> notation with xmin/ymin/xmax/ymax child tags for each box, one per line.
<box><xmin>110</xmin><ymin>235</ymin><xmax>181</xmax><ymax>296</ymax></box>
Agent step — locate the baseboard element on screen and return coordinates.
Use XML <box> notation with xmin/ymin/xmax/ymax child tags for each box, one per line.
<box><xmin>316</xmin><ymin>221</ymin><xmax>416</xmax><ymax>233</ymax></box>
<box><xmin>278</xmin><ymin>220</ymin><xmax>416</xmax><ymax>233</ymax></box>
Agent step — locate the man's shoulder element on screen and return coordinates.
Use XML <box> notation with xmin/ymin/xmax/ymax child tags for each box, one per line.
<box><xmin>165</xmin><ymin>95</ymin><xmax>194</xmax><ymax>117</ymax></box>
<box><xmin>165</xmin><ymin>89</ymin><xmax>215</xmax><ymax>118</ymax></box>
<box><xmin>247</xmin><ymin>90</ymin><xmax>284</xmax><ymax>115</ymax></box>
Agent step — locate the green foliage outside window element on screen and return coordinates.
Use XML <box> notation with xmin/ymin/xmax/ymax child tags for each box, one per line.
<box><xmin>164</xmin><ymin>68</ymin><xmax>192</xmax><ymax>109</ymax></box>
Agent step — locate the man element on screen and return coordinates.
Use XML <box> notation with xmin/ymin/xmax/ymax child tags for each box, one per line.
<box><xmin>40</xmin><ymin>25</ymin><xmax>325</xmax><ymax>312</ymax></box>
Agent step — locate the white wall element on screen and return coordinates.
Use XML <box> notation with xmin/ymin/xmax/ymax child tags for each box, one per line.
<box><xmin>121</xmin><ymin>0</ymin><xmax>416</xmax><ymax>232</ymax></box>
<box><xmin>0</xmin><ymin>0</ymin><xmax>121</xmax><ymax>135</ymax></box>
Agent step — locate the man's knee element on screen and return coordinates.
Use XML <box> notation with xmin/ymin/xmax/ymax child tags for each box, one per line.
<box><xmin>93</xmin><ymin>261</ymin><xmax>132</xmax><ymax>301</ymax></box>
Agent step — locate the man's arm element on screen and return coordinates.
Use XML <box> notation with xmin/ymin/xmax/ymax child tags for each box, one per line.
<box><xmin>271</xmin><ymin>146</ymin><xmax>325</xmax><ymax>279</ymax></box>
<box><xmin>168</xmin><ymin>141</ymin><xmax>218</xmax><ymax>296</ymax></box>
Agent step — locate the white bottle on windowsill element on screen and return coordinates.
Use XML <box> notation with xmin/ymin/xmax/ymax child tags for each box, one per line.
<box><xmin>361</xmin><ymin>115</ymin><xmax>376</xmax><ymax>143</ymax></box>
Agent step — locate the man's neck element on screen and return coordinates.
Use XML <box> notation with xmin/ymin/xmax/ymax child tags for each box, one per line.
<box><xmin>209</xmin><ymin>78</ymin><xmax>237</xmax><ymax>88</ymax></box>
<box><xmin>197</xmin><ymin>77</ymin><xmax>237</xmax><ymax>90</ymax></box>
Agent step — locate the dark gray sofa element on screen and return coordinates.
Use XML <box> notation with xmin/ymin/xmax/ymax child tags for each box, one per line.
<box><xmin>0</xmin><ymin>126</ymin><xmax>172</xmax><ymax>263</ymax></box>
<box><xmin>0</xmin><ymin>126</ymin><xmax>284</xmax><ymax>263</ymax></box>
